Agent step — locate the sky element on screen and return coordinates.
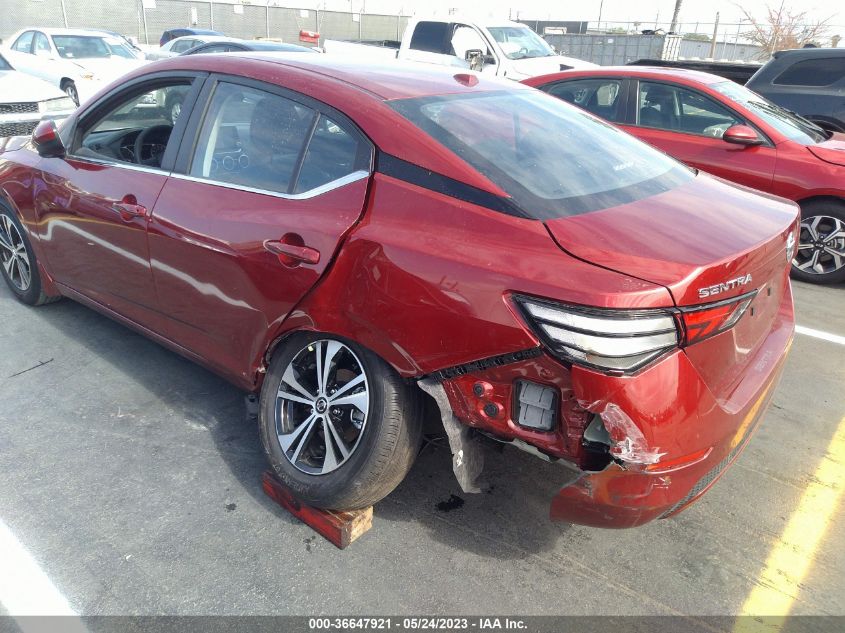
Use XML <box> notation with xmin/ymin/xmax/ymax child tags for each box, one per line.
<box><xmin>335</xmin><ymin>0</ymin><xmax>844</xmax><ymax>33</ymax></box>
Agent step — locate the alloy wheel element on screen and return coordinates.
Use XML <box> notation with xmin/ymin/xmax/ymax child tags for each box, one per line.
<box><xmin>793</xmin><ymin>215</ymin><xmax>845</xmax><ymax>276</ymax></box>
<box><xmin>0</xmin><ymin>214</ymin><xmax>31</xmax><ymax>292</ymax></box>
<box><xmin>275</xmin><ymin>340</ymin><xmax>370</xmax><ymax>475</ymax></box>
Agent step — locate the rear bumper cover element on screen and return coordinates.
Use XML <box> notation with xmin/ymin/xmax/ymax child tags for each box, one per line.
<box><xmin>440</xmin><ymin>284</ymin><xmax>794</xmax><ymax>528</ymax></box>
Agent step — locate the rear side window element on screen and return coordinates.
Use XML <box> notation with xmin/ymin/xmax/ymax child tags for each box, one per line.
<box><xmin>191</xmin><ymin>82</ymin><xmax>315</xmax><ymax>194</ymax></box>
<box><xmin>773</xmin><ymin>57</ymin><xmax>845</xmax><ymax>86</ymax></box>
<box><xmin>546</xmin><ymin>79</ymin><xmax>625</xmax><ymax>123</ymax></box>
<box><xmin>171</xmin><ymin>39</ymin><xmax>197</xmax><ymax>53</ymax></box>
<box><xmin>409</xmin><ymin>22</ymin><xmax>450</xmax><ymax>54</ymax></box>
<box><xmin>390</xmin><ymin>90</ymin><xmax>692</xmax><ymax>219</ymax></box>
<box><xmin>191</xmin><ymin>82</ymin><xmax>368</xmax><ymax>196</ymax></box>
<box><xmin>295</xmin><ymin>116</ymin><xmax>365</xmax><ymax>193</ymax></box>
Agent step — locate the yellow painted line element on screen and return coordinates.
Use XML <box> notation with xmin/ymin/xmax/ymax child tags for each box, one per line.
<box><xmin>734</xmin><ymin>415</ymin><xmax>845</xmax><ymax>632</ymax></box>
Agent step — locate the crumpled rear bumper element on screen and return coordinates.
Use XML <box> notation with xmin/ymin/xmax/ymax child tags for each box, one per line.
<box><xmin>440</xmin><ymin>284</ymin><xmax>793</xmax><ymax>528</ymax></box>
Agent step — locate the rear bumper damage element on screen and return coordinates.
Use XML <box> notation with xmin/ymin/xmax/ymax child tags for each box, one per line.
<box><xmin>424</xmin><ymin>288</ymin><xmax>794</xmax><ymax>528</ymax></box>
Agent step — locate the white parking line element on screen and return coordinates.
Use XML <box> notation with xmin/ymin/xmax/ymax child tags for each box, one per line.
<box><xmin>795</xmin><ymin>325</ymin><xmax>845</xmax><ymax>346</ymax></box>
<box><xmin>0</xmin><ymin>517</ymin><xmax>78</xmax><ymax>618</ymax></box>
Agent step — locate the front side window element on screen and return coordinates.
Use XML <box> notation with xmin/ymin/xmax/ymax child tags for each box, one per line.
<box><xmin>33</xmin><ymin>32</ymin><xmax>52</xmax><ymax>56</ymax></box>
<box><xmin>0</xmin><ymin>54</ymin><xmax>12</xmax><ymax>71</ymax></box>
<box><xmin>390</xmin><ymin>89</ymin><xmax>691</xmax><ymax>219</ymax></box>
<box><xmin>13</xmin><ymin>32</ymin><xmax>34</xmax><ymax>53</ymax></box>
<box><xmin>191</xmin><ymin>82</ymin><xmax>367</xmax><ymax>196</ymax></box>
<box><xmin>74</xmin><ymin>82</ymin><xmax>191</xmax><ymax>167</ymax></box>
<box><xmin>546</xmin><ymin>79</ymin><xmax>625</xmax><ymax>123</ymax></box>
<box><xmin>486</xmin><ymin>26</ymin><xmax>554</xmax><ymax>60</ymax></box>
<box><xmin>773</xmin><ymin>57</ymin><xmax>845</xmax><ymax>87</ymax></box>
<box><xmin>638</xmin><ymin>81</ymin><xmax>741</xmax><ymax>137</ymax></box>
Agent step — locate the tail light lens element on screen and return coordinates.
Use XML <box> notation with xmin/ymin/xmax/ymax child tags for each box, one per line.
<box><xmin>514</xmin><ymin>296</ymin><xmax>679</xmax><ymax>374</ymax></box>
<box><xmin>515</xmin><ymin>290</ymin><xmax>757</xmax><ymax>375</ymax></box>
<box><xmin>679</xmin><ymin>290</ymin><xmax>757</xmax><ymax>345</ymax></box>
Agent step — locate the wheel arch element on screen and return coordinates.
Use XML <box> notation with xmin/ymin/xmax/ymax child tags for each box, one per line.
<box><xmin>796</xmin><ymin>195</ymin><xmax>845</xmax><ymax>210</ymax></box>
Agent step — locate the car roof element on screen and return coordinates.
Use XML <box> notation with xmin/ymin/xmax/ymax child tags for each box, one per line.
<box><xmin>530</xmin><ymin>65</ymin><xmax>730</xmax><ymax>86</ymax></box>
<box><xmin>31</xmin><ymin>27</ymin><xmax>118</xmax><ymax>37</ymax></box>
<box><xmin>189</xmin><ymin>38</ymin><xmax>314</xmax><ymax>52</ymax></box>
<box><xmin>165</xmin><ymin>28</ymin><xmax>221</xmax><ymax>35</ymax></box>
<box><xmin>170</xmin><ymin>35</ymin><xmax>230</xmax><ymax>44</ymax></box>
<box><xmin>159</xmin><ymin>53</ymin><xmax>529</xmax><ymax>100</ymax></box>
<box><xmin>772</xmin><ymin>47</ymin><xmax>845</xmax><ymax>59</ymax></box>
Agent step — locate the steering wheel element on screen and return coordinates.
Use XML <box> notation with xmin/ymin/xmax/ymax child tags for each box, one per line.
<box><xmin>517</xmin><ymin>46</ymin><xmax>530</xmax><ymax>58</ymax></box>
<box><xmin>134</xmin><ymin>124</ymin><xmax>173</xmax><ymax>166</ymax></box>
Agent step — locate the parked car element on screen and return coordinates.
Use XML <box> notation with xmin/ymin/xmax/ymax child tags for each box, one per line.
<box><xmin>3</xmin><ymin>28</ymin><xmax>146</xmax><ymax>105</ymax></box>
<box><xmin>146</xmin><ymin>35</ymin><xmax>230</xmax><ymax>60</ymax></box>
<box><xmin>159</xmin><ymin>28</ymin><xmax>222</xmax><ymax>47</ymax></box>
<box><xmin>0</xmin><ymin>56</ymin><xmax>797</xmax><ymax>528</ymax></box>
<box><xmin>747</xmin><ymin>48</ymin><xmax>845</xmax><ymax>134</ymax></box>
<box><xmin>324</xmin><ymin>16</ymin><xmax>597</xmax><ymax>80</ymax></box>
<box><xmin>183</xmin><ymin>38</ymin><xmax>317</xmax><ymax>55</ymax></box>
<box><xmin>526</xmin><ymin>67</ymin><xmax>845</xmax><ymax>284</ymax></box>
<box><xmin>0</xmin><ymin>51</ymin><xmax>76</xmax><ymax>138</ymax></box>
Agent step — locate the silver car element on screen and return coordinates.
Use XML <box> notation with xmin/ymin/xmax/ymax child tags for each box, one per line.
<box><xmin>0</xmin><ymin>52</ymin><xmax>76</xmax><ymax>138</ymax></box>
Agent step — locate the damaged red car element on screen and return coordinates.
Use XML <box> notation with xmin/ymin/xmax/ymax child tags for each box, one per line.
<box><xmin>0</xmin><ymin>55</ymin><xmax>797</xmax><ymax>527</ymax></box>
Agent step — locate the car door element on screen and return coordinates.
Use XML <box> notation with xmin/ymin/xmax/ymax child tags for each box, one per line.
<box><xmin>32</xmin><ymin>73</ymin><xmax>204</xmax><ymax>329</ymax></box>
<box><xmin>622</xmin><ymin>80</ymin><xmax>777</xmax><ymax>192</ymax></box>
<box><xmin>147</xmin><ymin>77</ymin><xmax>373</xmax><ymax>380</ymax></box>
<box><xmin>6</xmin><ymin>31</ymin><xmax>52</xmax><ymax>85</ymax></box>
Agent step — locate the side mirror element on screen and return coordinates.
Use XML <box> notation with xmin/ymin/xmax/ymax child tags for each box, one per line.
<box><xmin>722</xmin><ymin>124</ymin><xmax>763</xmax><ymax>147</ymax></box>
<box><xmin>32</xmin><ymin>120</ymin><xmax>66</xmax><ymax>158</ymax></box>
<box><xmin>464</xmin><ymin>48</ymin><xmax>483</xmax><ymax>62</ymax></box>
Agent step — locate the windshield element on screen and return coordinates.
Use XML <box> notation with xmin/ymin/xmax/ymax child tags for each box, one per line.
<box><xmin>487</xmin><ymin>26</ymin><xmax>554</xmax><ymax>60</ymax></box>
<box><xmin>712</xmin><ymin>81</ymin><xmax>828</xmax><ymax>145</ymax></box>
<box><xmin>0</xmin><ymin>54</ymin><xmax>12</xmax><ymax>71</ymax></box>
<box><xmin>390</xmin><ymin>90</ymin><xmax>692</xmax><ymax>219</ymax></box>
<box><xmin>53</xmin><ymin>35</ymin><xmax>123</xmax><ymax>59</ymax></box>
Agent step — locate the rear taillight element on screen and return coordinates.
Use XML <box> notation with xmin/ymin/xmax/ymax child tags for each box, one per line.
<box><xmin>514</xmin><ymin>290</ymin><xmax>758</xmax><ymax>374</ymax></box>
<box><xmin>679</xmin><ymin>290</ymin><xmax>757</xmax><ymax>345</ymax></box>
<box><xmin>513</xmin><ymin>295</ymin><xmax>679</xmax><ymax>374</ymax></box>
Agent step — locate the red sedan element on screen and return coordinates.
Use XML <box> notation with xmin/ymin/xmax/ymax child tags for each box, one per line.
<box><xmin>0</xmin><ymin>55</ymin><xmax>796</xmax><ymax>527</ymax></box>
<box><xmin>525</xmin><ymin>67</ymin><xmax>845</xmax><ymax>284</ymax></box>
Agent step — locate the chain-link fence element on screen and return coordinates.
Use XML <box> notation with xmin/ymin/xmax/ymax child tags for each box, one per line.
<box><xmin>0</xmin><ymin>0</ymin><xmax>411</xmax><ymax>47</ymax></box>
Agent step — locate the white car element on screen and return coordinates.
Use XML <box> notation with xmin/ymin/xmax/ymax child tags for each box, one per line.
<box><xmin>0</xmin><ymin>51</ymin><xmax>76</xmax><ymax>138</ymax></box>
<box><xmin>145</xmin><ymin>35</ymin><xmax>232</xmax><ymax>61</ymax></box>
<box><xmin>3</xmin><ymin>28</ymin><xmax>147</xmax><ymax>106</ymax></box>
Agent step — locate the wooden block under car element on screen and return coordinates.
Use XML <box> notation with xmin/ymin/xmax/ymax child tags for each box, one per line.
<box><xmin>261</xmin><ymin>470</ymin><xmax>373</xmax><ymax>549</ymax></box>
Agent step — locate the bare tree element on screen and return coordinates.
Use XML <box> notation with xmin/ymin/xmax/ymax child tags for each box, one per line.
<box><xmin>669</xmin><ymin>0</ymin><xmax>683</xmax><ymax>33</ymax></box>
<box><xmin>738</xmin><ymin>2</ymin><xmax>832</xmax><ymax>56</ymax></box>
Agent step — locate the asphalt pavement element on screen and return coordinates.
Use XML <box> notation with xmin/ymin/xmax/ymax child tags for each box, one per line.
<box><xmin>0</xmin><ymin>278</ymin><xmax>843</xmax><ymax>617</ymax></box>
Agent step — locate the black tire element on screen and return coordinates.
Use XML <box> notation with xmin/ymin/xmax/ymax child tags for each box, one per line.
<box><xmin>62</xmin><ymin>80</ymin><xmax>79</xmax><ymax>106</ymax></box>
<box><xmin>791</xmin><ymin>200</ymin><xmax>845</xmax><ymax>284</ymax></box>
<box><xmin>0</xmin><ymin>205</ymin><xmax>61</xmax><ymax>306</ymax></box>
<box><xmin>259</xmin><ymin>333</ymin><xmax>423</xmax><ymax>510</ymax></box>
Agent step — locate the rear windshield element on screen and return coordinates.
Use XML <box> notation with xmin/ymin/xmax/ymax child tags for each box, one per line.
<box><xmin>389</xmin><ymin>90</ymin><xmax>692</xmax><ymax>219</ymax></box>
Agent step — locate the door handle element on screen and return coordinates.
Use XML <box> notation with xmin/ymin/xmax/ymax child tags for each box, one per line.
<box><xmin>264</xmin><ymin>238</ymin><xmax>320</xmax><ymax>266</ymax></box>
<box><xmin>112</xmin><ymin>195</ymin><xmax>147</xmax><ymax>222</ymax></box>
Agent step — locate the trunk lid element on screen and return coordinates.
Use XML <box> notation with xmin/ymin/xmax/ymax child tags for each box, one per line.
<box><xmin>544</xmin><ymin>173</ymin><xmax>798</xmax><ymax>393</ymax></box>
<box><xmin>544</xmin><ymin>173</ymin><xmax>797</xmax><ymax>307</ymax></box>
